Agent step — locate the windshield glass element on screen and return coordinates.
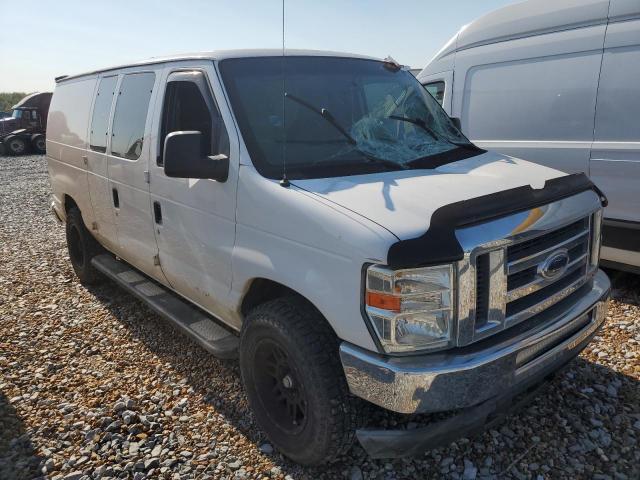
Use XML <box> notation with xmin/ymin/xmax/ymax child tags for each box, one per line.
<box><xmin>219</xmin><ymin>56</ymin><xmax>481</xmax><ymax>179</ymax></box>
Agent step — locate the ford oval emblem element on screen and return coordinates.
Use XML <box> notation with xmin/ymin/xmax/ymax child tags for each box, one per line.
<box><xmin>539</xmin><ymin>249</ymin><xmax>570</xmax><ymax>279</ymax></box>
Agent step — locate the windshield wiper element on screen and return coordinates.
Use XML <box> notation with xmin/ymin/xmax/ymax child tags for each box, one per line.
<box><xmin>285</xmin><ymin>93</ymin><xmax>405</xmax><ymax>171</ymax></box>
<box><xmin>387</xmin><ymin>115</ymin><xmax>438</xmax><ymax>140</ymax></box>
<box><xmin>388</xmin><ymin>115</ymin><xmax>479</xmax><ymax>150</ymax></box>
<box><xmin>309</xmin><ymin>154</ymin><xmax>404</xmax><ymax>171</ymax></box>
<box><xmin>284</xmin><ymin>93</ymin><xmax>356</xmax><ymax>145</ymax></box>
<box><xmin>359</xmin><ymin>154</ymin><xmax>405</xmax><ymax>170</ymax></box>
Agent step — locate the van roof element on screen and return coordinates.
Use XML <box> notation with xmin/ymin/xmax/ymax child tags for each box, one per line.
<box><xmin>430</xmin><ymin>0</ymin><xmax>610</xmax><ymax>62</ymax></box>
<box><xmin>56</xmin><ymin>49</ymin><xmax>380</xmax><ymax>83</ymax></box>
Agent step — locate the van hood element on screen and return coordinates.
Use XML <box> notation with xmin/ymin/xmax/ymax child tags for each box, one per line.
<box><xmin>291</xmin><ymin>151</ymin><xmax>566</xmax><ymax>241</ymax></box>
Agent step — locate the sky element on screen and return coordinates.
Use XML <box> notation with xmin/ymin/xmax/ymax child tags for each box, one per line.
<box><xmin>0</xmin><ymin>0</ymin><xmax>516</xmax><ymax>93</ymax></box>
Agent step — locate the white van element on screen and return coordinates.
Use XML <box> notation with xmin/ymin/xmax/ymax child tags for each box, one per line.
<box><xmin>419</xmin><ymin>0</ymin><xmax>640</xmax><ymax>274</ymax></box>
<box><xmin>47</xmin><ymin>49</ymin><xmax>610</xmax><ymax>463</ymax></box>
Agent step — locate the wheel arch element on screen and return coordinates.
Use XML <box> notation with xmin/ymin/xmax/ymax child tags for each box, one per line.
<box><xmin>59</xmin><ymin>194</ymin><xmax>84</xmax><ymax>226</ymax></box>
<box><xmin>64</xmin><ymin>194</ymin><xmax>79</xmax><ymax>215</ymax></box>
<box><xmin>241</xmin><ymin>277</ymin><xmax>309</xmax><ymax>316</ymax></box>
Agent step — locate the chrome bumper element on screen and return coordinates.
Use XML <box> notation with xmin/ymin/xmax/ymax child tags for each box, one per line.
<box><xmin>340</xmin><ymin>269</ymin><xmax>611</xmax><ymax>414</ymax></box>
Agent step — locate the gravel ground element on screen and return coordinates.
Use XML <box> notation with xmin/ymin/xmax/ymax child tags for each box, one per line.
<box><xmin>1</xmin><ymin>154</ymin><xmax>638</xmax><ymax>480</ymax></box>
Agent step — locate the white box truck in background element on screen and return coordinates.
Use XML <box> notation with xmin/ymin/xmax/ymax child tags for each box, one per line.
<box><xmin>419</xmin><ymin>0</ymin><xmax>640</xmax><ymax>273</ymax></box>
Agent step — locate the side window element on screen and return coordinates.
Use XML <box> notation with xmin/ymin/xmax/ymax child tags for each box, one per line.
<box><xmin>424</xmin><ymin>81</ymin><xmax>445</xmax><ymax>105</ymax></box>
<box><xmin>158</xmin><ymin>72</ymin><xmax>229</xmax><ymax>166</ymax></box>
<box><xmin>111</xmin><ymin>72</ymin><xmax>155</xmax><ymax>160</ymax></box>
<box><xmin>90</xmin><ymin>76</ymin><xmax>117</xmax><ymax>153</ymax></box>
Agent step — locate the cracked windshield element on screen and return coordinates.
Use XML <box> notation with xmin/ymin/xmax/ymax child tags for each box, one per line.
<box><xmin>220</xmin><ymin>56</ymin><xmax>475</xmax><ymax>179</ymax></box>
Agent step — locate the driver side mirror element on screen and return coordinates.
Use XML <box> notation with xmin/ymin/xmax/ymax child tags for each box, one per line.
<box><xmin>449</xmin><ymin>117</ymin><xmax>462</xmax><ymax>130</ymax></box>
<box><xmin>164</xmin><ymin>131</ymin><xmax>229</xmax><ymax>182</ymax></box>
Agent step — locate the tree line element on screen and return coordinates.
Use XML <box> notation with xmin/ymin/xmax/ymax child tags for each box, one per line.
<box><xmin>0</xmin><ymin>93</ymin><xmax>28</xmax><ymax>112</ymax></box>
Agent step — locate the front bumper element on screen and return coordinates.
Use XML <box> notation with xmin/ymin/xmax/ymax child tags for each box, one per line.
<box><xmin>340</xmin><ymin>269</ymin><xmax>610</xmax><ymax>415</ymax></box>
<box><xmin>340</xmin><ymin>269</ymin><xmax>610</xmax><ymax>457</ymax></box>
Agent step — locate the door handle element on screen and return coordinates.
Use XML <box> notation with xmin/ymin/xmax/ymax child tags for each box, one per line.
<box><xmin>153</xmin><ymin>201</ymin><xmax>162</xmax><ymax>224</ymax></box>
<box><xmin>112</xmin><ymin>188</ymin><xmax>119</xmax><ymax>208</ymax></box>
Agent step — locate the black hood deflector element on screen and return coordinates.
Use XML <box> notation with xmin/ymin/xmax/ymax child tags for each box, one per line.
<box><xmin>387</xmin><ymin>173</ymin><xmax>607</xmax><ymax>269</ymax></box>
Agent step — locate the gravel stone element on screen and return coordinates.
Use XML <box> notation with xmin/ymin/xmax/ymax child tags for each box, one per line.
<box><xmin>1</xmin><ymin>153</ymin><xmax>639</xmax><ymax>480</ymax></box>
<box><xmin>349</xmin><ymin>465</ymin><xmax>364</xmax><ymax>480</ymax></box>
<box><xmin>259</xmin><ymin>443</ymin><xmax>274</xmax><ymax>454</ymax></box>
<box><xmin>463</xmin><ymin>459</ymin><xmax>478</xmax><ymax>479</ymax></box>
<box><xmin>63</xmin><ymin>472</ymin><xmax>84</xmax><ymax>480</ymax></box>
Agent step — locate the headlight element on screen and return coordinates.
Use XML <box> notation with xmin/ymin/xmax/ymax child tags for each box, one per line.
<box><xmin>364</xmin><ymin>264</ymin><xmax>454</xmax><ymax>353</ymax></box>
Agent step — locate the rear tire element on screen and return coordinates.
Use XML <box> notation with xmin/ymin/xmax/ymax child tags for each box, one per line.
<box><xmin>239</xmin><ymin>296</ymin><xmax>362</xmax><ymax>465</ymax></box>
<box><xmin>31</xmin><ymin>134</ymin><xmax>46</xmax><ymax>154</ymax></box>
<box><xmin>65</xmin><ymin>207</ymin><xmax>104</xmax><ymax>285</ymax></box>
<box><xmin>4</xmin><ymin>136</ymin><xmax>27</xmax><ymax>155</ymax></box>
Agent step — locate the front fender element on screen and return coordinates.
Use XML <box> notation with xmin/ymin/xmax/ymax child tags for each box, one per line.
<box><xmin>231</xmin><ymin>166</ymin><xmax>397</xmax><ymax>352</ymax></box>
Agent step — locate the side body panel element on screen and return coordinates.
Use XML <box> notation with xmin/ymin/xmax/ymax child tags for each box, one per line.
<box><xmin>46</xmin><ymin>77</ymin><xmax>96</xmax><ymax>227</ymax></box>
<box><xmin>590</xmin><ymin>13</ymin><xmax>640</xmax><ymax>223</ymax></box>
<box><xmin>452</xmin><ymin>24</ymin><xmax>605</xmax><ymax>174</ymax></box>
<box><xmin>592</xmin><ymin>1</ymin><xmax>640</xmax><ymax>267</ymax></box>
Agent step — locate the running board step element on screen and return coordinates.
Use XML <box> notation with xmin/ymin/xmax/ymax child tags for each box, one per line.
<box><xmin>91</xmin><ymin>254</ymin><xmax>239</xmax><ymax>359</ymax></box>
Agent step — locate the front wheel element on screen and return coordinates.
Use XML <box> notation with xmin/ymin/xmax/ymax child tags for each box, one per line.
<box><xmin>240</xmin><ymin>297</ymin><xmax>362</xmax><ymax>465</ymax></box>
<box><xmin>4</xmin><ymin>136</ymin><xmax>27</xmax><ymax>155</ymax></box>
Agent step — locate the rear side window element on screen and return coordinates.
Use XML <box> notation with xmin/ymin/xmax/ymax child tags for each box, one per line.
<box><xmin>89</xmin><ymin>76</ymin><xmax>117</xmax><ymax>153</ymax></box>
<box><xmin>424</xmin><ymin>81</ymin><xmax>445</xmax><ymax>105</ymax></box>
<box><xmin>158</xmin><ymin>73</ymin><xmax>229</xmax><ymax>165</ymax></box>
<box><xmin>111</xmin><ymin>72</ymin><xmax>155</xmax><ymax>160</ymax></box>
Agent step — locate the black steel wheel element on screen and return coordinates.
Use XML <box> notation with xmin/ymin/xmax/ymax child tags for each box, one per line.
<box><xmin>253</xmin><ymin>338</ymin><xmax>308</xmax><ymax>435</ymax></box>
<box><xmin>240</xmin><ymin>296</ymin><xmax>363</xmax><ymax>465</ymax></box>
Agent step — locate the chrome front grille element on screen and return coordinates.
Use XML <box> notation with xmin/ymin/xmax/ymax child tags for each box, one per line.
<box><xmin>503</xmin><ymin>216</ymin><xmax>590</xmax><ymax>324</ymax></box>
<box><xmin>455</xmin><ymin>190</ymin><xmax>603</xmax><ymax>347</ymax></box>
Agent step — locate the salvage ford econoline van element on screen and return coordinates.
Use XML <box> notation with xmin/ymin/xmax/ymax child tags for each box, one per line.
<box><xmin>47</xmin><ymin>50</ymin><xmax>610</xmax><ymax>464</ymax></box>
<box><xmin>419</xmin><ymin>0</ymin><xmax>640</xmax><ymax>274</ymax></box>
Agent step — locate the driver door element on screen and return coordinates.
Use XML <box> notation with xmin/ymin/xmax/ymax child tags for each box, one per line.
<box><xmin>148</xmin><ymin>65</ymin><xmax>239</xmax><ymax>321</ymax></box>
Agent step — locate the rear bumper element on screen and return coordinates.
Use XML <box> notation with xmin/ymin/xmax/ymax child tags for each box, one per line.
<box><xmin>340</xmin><ymin>269</ymin><xmax>610</xmax><ymax>457</ymax></box>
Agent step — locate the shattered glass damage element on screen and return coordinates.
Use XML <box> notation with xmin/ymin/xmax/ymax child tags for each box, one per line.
<box><xmin>220</xmin><ymin>56</ymin><xmax>481</xmax><ymax>179</ymax></box>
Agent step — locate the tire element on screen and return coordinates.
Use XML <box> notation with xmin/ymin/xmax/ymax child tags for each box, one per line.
<box><xmin>4</xmin><ymin>135</ymin><xmax>27</xmax><ymax>155</ymax></box>
<box><xmin>65</xmin><ymin>207</ymin><xmax>104</xmax><ymax>285</ymax></box>
<box><xmin>239</xmin><ymin>296</ymin><xmax>362</xmax><ymax>465</ymax></box>
<box><xmin>31</xmin><ymin>134</ymin><xmax>46</xmax><ymax>154</ymax></box>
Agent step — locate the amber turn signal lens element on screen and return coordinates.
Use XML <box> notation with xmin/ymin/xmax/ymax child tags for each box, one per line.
<box><xmin>366</xmin><ymin>291</ymin><xmax>401</xmax><ymax>312</ymax></box>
